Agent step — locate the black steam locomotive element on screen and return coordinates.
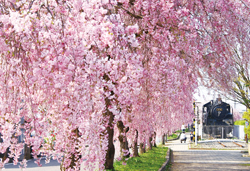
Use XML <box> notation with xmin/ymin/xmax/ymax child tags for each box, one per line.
<box><xmin>202</xmin><ymin>98</ymin><xmax>234</xmax><ymax>138</ymax></box>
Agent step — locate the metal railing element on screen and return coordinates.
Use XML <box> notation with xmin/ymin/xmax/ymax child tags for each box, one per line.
<box><xmin>202</xmin><ymin>125</ymin><xmax>234</xmax><ymax>139</ymax></box>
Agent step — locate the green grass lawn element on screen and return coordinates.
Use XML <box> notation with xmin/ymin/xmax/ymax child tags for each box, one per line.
<box><xmin>108</xmin><ymin>146</ymin><xmax>168</xmax><ymax>171</ymax></box>
<box><xmin>175</xmin><ymin>130</ymin><xmax>182</xmax><ymax>133</ymax></box>
<box><xmin>175</xmin><ymin>128</ymin><xmax>189</xmax><ymax>133</ymax></box>
<box><xmin>167</xmin><ymin>133</ymin><xmax>178</xmax><ymax>140</ymax></box>
<box><xmin>240</xmin><ymin>164</ymin><xmax>250</xmax><ymax>166</ymax></box>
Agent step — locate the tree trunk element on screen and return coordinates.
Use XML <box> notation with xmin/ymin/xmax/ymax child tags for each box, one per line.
<box><xmin>104</xmin><ymin>120</ymin><xmax>115</xmax><ymax>170</ymax></box>
<box><xmin>133</xmin><ymin>130</ymin><xmax>139</xmax><ymax>157</ymax></box>
<box><xmin>117</xmin><ymin>121</ymin><xmax>130</xmax><ymax>160</ymax></box>
<box><xmin>103</xmin><ymin>73</ymin><xmax>116</xmax><ymax>169</ymax></box>
<box><xmin>153</xmin><ymin>132</ymin><xmax>157</xmax><ymax>147</ymax></box>
<box><xmin>147</xmin><ymin>136</ymin><xmax>152</xmax><ymax>150</ymax></box>
<box><xmin>104</xmin><ymin>98</ymin><xmax>115</xmax><ymax>170</ymax></box>
<box><xmin>2</xmin><ymin>148</ymin><xmax>9</xmax><ymax>163</ymax></box>
<box><xmin>139</xmin><ymin>143</ymin><xmax>146</xmax><ymax>154</ymax></box>
<box><xmin>24</xmin><ymin>144</ymin><xmax>31</xmax><ymax>160</ymax></box>
<box><xmin>162</xmin><ymin>133</ymin><xmax>165</xmax><ymax>145</ymax></box>
<box><xmin>60</xmin><ymin>129</ymin><xmax>81</xmax><ymax>171</ymax></box>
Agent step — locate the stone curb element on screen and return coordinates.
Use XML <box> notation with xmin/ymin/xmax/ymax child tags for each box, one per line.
<box><xmin>158</xmin><ymin>148</ymin><xmax>172</xmax><ymax>171</ymax></box>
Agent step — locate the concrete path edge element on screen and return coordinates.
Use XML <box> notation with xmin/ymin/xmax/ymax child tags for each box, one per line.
<box><xmin>158</xmin><ymin>148</ymin><xmax>172</xmax><ymax>171</ymax></box>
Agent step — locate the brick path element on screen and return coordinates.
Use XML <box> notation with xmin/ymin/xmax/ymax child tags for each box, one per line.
<box><xmin>166</xmin><ymin>132</ymin><xmax>250</xmax><ymax>171</ymax></box>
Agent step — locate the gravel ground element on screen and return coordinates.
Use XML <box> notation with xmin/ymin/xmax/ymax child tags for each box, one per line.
<box><xmin>190</xmin><ymin>140</ymin><xmax>248</xmax><ymax>150</ymax></box>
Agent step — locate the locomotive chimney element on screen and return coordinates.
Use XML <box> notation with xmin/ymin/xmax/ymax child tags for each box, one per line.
<box><xmin>217</xmin><ymin>94</ymin><xmax>222</xmax><ymax>104</ymax></box>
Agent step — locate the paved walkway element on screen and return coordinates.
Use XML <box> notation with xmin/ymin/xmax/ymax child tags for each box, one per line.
<box><xmin>166</xmin><ymin>132</ymin><xmax>250</xmax><ymax>171</ymax></box>
<box><xmin>3</xmin><ymin>158</ymin><xmax>61</xmax><ymax>171</ymax></box>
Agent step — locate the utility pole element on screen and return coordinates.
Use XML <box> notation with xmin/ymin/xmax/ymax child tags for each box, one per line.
<box><xmin>193</xmin><ymin>102</ymin><xmax>198</xmax><ymax>145</ymax></box>
<box><xmin>195</xmin><ymin>106</ymin><xmax>198</xmax><ymax>145</ymax></box>
<box><xmin>246</xmin><ymin>90</ymin><xmax>248</xmax><ymax>143</ymax></box>
<box><xmin>193</xmin><ymin>101</ymin><xmax>201</xmax><ymax>146</ymax></box>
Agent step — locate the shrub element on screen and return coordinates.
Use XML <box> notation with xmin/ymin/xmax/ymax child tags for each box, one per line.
<box><xmin>234</xmin><ymin>120</ymin><xmax>245</xmax><ymax>125</ymax></box>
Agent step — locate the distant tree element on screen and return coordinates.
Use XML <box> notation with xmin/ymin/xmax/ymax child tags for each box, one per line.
<box><xmin>193</xmin><ymin>0</ymin><xmax>250</xmax><ymax>110</ymax></box>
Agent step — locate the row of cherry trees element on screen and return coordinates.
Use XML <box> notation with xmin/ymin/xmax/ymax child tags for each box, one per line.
<box><xmin>0</xmin><ymin>0</ymin><xmax>248</xmax><ymax>170</ymax></box>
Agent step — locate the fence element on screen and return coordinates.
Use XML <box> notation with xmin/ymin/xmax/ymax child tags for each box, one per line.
<box><xmin>233</xmin><ymin>125</ymin><xmax>245</xmax><ymax>140</ymax></box>
<box><xmin>202</xmin><ymin>125</ymin><xmax>234</xmax><ymax>139</ymax></box>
